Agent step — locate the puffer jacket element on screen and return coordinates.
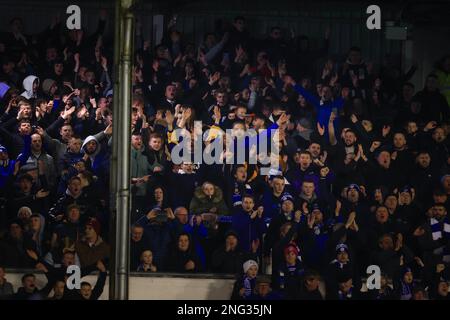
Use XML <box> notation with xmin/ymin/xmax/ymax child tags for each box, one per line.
<box><xmin>189</xmin><ymin>185</ymin><xmax>229</xmax><ymax>215</ymax></box>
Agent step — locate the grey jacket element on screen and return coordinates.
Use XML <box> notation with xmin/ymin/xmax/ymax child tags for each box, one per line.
<box><xmin>42</xmin><ymin>131</ymin><xmax>67</xmax><ymax>174</ymax></box>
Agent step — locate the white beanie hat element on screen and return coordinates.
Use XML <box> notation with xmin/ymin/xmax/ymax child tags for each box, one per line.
<box><xmin>243</xmin><ymin>260</ymin><xmax>258</xmax><ymax>273</ymax></box>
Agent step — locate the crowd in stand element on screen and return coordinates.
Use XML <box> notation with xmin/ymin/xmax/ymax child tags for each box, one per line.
<box><xmin>0</xmin><ymin>10</ymin><xmax>449</xmax><ymax>300</ymax></box>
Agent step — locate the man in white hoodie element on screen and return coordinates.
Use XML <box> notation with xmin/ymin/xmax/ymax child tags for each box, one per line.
<box><xmin>20</xmin><ymin>75</ymin><xmax>39</xmax><ymax>100</ymax></box>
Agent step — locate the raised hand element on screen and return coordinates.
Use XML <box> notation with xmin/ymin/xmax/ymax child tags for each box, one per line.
<box><xmin>424</xmin><ymin>121</ymin><xmax>437</xmax><ymax>132</ymax></box>
<box><xmin>256</xmin><ymin>206</ymin><xmax>264</xmax><ymax>218</ymax></box>
<box><xmin>35</xmin><ymin>126</ymin><xmax>45</xmax><ymax>137</ymax></box>
<box><xmin>97</xmin><ymin>260</ymin><xmax>106</xmax><ymax>272</ymax></box>
<box><xmin>307</xmin><ymin>213</ymin><xmax>315</xmax><ymax>229</ymax></box>
<box><xmin>276</xmin><ymin>113</ymin><xmax>290</xmax><ymax>127</ymax></box>
<box><xmin>165</xmin><ymin>110</ymin><xmax>174</xmax><ymax>126</ymax></box>
<box><xmin>26</xmin><ymin>249</ymin><xmax>39</xmax><ymax>261</ymax></box>
<box><xmin>104</xmin><ymin>123</ymin><xmax>112</xmax><ymax>136</ymax></box>
<box><xmin>302</xmin><ymin>202</ymin><xmax>309</xmax><ymax>215</ymax></box>
<box><xmin>345</xmin><ymin>211</ymin><xmax>356</xmax><ymax>229</ymax></box>
<box><xmin>251</xmin><ymin>239</ymin><xmax>260</xmax><ymax>253</ymax></box>
<box><xmin>77</xmin><ymin>105</ymin><xmax>89</xmax><ymax>119</ymax></box>
<box><xmin>370</xmin><ymin>141</ymin><xmax>381</xmax><ymax>152</ymax></box>
<box><xmin>101</xmin><ymin>56</ymin><xmax>108</xmax><ymax>71</ymax></box>
<box><xmin>382</xmin><ymin>125</ymin><xmax>391</xmax><ymax>137</ymax></box>
<box><xmin>36</xmin><ymin>189</ymin><xmax>50</xmax><ymax>199</ymax></box>
<box><xmin>319</xmin><ymin>150</ymin><xmax>328</xmax><ymax>164</ymax></box>
<box><xmin>317</xmin><ymin>122</ymin><xmax>325</xmax><ymax>136</ymax></box>
<box><xmin>208</xmin><ymin>72</ymin><xmax>221</xmax><ymax>85</ymax></box>
<box><xmin>146</xmin><ymin>209</ymin><xmax>158</xmax><ymax>220</ymax></box>
<box><xmin>335</xmin><ymin>199</ymin><xmax>341</xmax><ymax>216</ymax></box>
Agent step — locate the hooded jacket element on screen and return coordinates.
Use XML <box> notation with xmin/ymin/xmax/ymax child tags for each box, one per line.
<box><xmin>189</xmin><ymin>185</ymin><xmax>229</xmax><ymax>216</ymax></box>
<box><xmin>20</xmin><ymin>75</ymin><xmax>39</xmax><ymax>100</ymax></box>
<box><xmin>81</xmin><ymin>132</ymin><xmax>110</xmax><ymax>182</ymax></box>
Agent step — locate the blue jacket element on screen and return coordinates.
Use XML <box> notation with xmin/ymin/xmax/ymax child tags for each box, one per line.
<box><xmin>232</xmin><ymin>207</ymin><xmax>267</xmax><ymax>253</ymax></box>
<box><xmin>0</xmin><ymin>160</ymin><xmax>15</xmax><ymax>189</ymax></box>
<box><xmin>292</xmin><ymin>84</ymin><xmax>343</xmax><ymax>134</ymax></box>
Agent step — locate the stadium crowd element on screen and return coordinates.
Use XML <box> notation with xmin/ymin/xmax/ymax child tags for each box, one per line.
<box><xmin>0</xmin><ymin>10</ymin><xmax>449</xmax><ymax>300</ymax></box>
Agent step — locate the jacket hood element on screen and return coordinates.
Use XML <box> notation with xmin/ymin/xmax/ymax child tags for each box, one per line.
<box><xmin>81</xmin><ymin>135</ymin><xmax>100</xmax><ymax>158</ymax></box>
<box><xmin>0</xmin><ymin>82</ymin><xmax>10</xmax><ymax>99</ymax></box>
<box><xmin>194</xmin><ymin>185</ymin><xmax>224</xmax><ymax>203</ymax></box>
<box><xmin>21</xmin><ymin>75</ymin><xmax>39</xmax><ymax>99</ymax></box>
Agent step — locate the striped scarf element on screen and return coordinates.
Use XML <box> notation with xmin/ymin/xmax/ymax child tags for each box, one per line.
<box><xmin>430</xmin><ymin>217</ymin><xmax>450</xmax><ymax>262</ymax></box>
<box><xmin>243</xmin><ymin>276</ymin><xmax>255</xmax><ymax>298</ymax></box>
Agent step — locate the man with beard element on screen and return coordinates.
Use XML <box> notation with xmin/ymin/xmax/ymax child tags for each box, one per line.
<box><xmin>415</xmin><ymin>204</ymin><xmax>450</xmax><ymax>267</ymax></box>
<box><xmin>328</xmin><ymin>127</ymin><xmax>359</xmax><ymax>170</ymax></box>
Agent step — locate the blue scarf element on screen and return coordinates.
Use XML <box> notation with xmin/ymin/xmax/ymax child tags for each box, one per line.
<box><xmin>400</xmin><ymin>280</ymin><xmax>413</xmax><ymax>300</ymax></box>
<box><xmin>243</xmin><ymin>276</ymin><xmax>256</xmax><ymax>298</ymax></box>
<box><xmin>430</xmin><ymin>217</ymin><xmax>450</xmax><ymax>262</ymax></box>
